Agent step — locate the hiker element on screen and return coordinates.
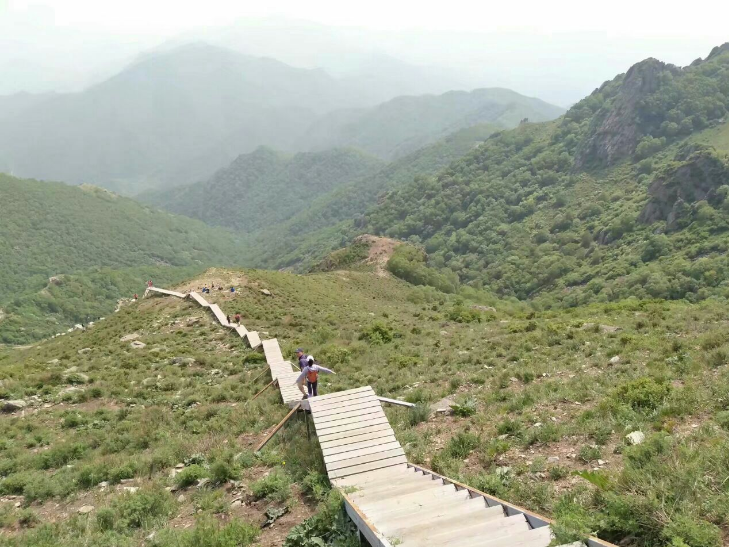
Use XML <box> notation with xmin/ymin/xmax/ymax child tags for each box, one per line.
<box><xmin>147</xmin><ymin>280</ymin><xmax>153</xmax><ymax>288</ymax></box>
<box><xmin>230</xmin><ymin>287</ymin><xmax>235</xmax><ymax>293</ymax></box>
<box><xmin>295</xmin><ymin>348</ymin><xmax>311</xmax><ymax>371</ymax></box>
<box><xmin>295</xmin><ymin>356</ymin><xmax>335</xmax><ymax>398</ymax></box>
<box><xmin>234</xmin><ymin>313</ymin><xmax>241</xmax><ymax>325</ymax></box>
<box><xmin>226</xmin><ymin>315</ymin><xmax>231</xmax><ymax>324</ymax></box>
<box><xmin>133</xmin><ymin>293</ymin><xmax>138</xmax><ymax>301</ymax></box>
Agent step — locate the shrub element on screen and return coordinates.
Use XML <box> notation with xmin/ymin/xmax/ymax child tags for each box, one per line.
<box><xmin>578</xmin><ymin>445</ymin><xmax>601</xmax><ymax>463</ymax></box>
<box><xmin>450</xmin><ymin>398</ymin><xmax>477</xmax><ymax>417</ymax></box>
<box><xmin>358</xmin><ymin>322</ymin><xmax>396</xmax><ymax>345</ymax></box>
<box><xmin>496</xmin><ymin>418</ymin><xmax>523</xmax><ymax>436</ymax></box>
<box><xmin>662</xmin><ymin>514</ymin><xmax>721</xmax><ymax>547</ymax></box>
<box><xmin>209</xmin><ymin>461</ymin><xmax>237</xmax><ymax>485</ymax></box>
<box><xmin>251</xmin><ymin>469</ymin><xmax>291</xmax><ymax>502</ymax></box>
<box><xmin>112</xmin><ymin>487</ymin><xmax>176</xmax><ymax>530</ymax></box>
<box><xmin>174</xmin><ymin>464</ymin><xmax>208</xmax><ymax>489</ymax></box>
<box><xmin>407</xmin><ymin>403</ymin><xmax>431</xmax><ymax>427</ymax></box>
<box><xmin>446</xmin><ymin>431</ymin><xmax>480</xmax><ymax>458</ymax></box>
<box><xmin>151</xmin><ymin>516</ymin><xmax>259</xmax><ymax>547</ymax></box>
<box><xmin>614</xmin><ymin>377</ymin><xmax>671</xmax><ymax>411</ymax></box>
<box><xmin>715</xmin><ymin>411</ymin><xmax>729</xmax><ymax>430</ymax></box>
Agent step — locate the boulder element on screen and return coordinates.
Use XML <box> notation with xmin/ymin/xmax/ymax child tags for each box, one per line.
<box><xmin>120</xmin><ymin>333</ymin><xmax>139</xmax><ymax>342</ymax></box>
<box><xmin>130</xmin><ymin>341</ymin><xmax>146</xmax><ymax>349</ymax></box>
<box><xmin>78</xmin><ymin>505</ymin><xmax>94</xmax><ymax>514</ymax></box>
<box><xmin>78</xmin><ymin>348</ymin><xmax>91</xmax><ymax>355</ymax></box>
<box><xmin>625</xmin><ymin>431</ymin><xmax>645</xmax><ymax>445</ymax></box>
<box><xmin>260</xmin><ymin>289</ymin><xmax>272</xmax><ymax>296</ymax></box>
<box><xmin>172</xmin><ymin>357</ymin><xmax>195</xmax><ymax>367</ymax></box>
<box><xmin>2</xmin><ymin>400</ymin><xmax>27</xmax><ymax>412</ymax></box>
<box><xmin>609</xmin><ymin>355</ymin><xmax>621</xmax><ymax>365</ymax></box>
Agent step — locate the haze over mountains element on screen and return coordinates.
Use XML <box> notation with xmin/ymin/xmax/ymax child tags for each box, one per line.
<box><xmin>0</xmin><ymin>42</ymin><xmax>564</xmax><ymax>195</ymax></box>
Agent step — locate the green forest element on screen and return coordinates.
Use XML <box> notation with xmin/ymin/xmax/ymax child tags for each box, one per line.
<box><xmin>362</xmin><ymin>46</ymin><xmax>729</xmax><ymax>308</ymax></box>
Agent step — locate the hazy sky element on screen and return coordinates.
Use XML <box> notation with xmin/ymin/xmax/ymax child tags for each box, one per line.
<box><xmin>2</xmin><ymin>0</ymin><xmax>728</xmax><ymax>104</ymax></box>
<box><xmin>6</xmin><ymin>0</ymin><xmax>729</xmax><ymax>35</ymax></box>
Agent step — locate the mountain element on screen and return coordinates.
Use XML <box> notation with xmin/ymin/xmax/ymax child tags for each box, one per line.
<box><xmin>0</xmin><ymin>43</ymin><xmax>374</xmax><ymax>195</ymax></box>
<box><xmin>142</xmin><ymin>147</ymin><xmax>384</xmax><ymax>233</ymax></box>
<box><xmin>360</xmin><ymin>44</ymin><xmax>729</xmax><ymax>306</ymax></box>
<box><xmin>245</xmin><ymin>123</ymin><xmax>501</xmax><ymax>270</ymax></box>
<box><xmin>0</xmin><ymin>174</ymin><xmax>250</xmax><ymax>343</ymax></box>
<box><xmin>300</xmin><ymin>88</ymin><xmax>566</xmax><ymax>159</ymax></box>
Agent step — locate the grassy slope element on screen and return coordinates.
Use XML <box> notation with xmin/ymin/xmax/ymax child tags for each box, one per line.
<box><xmin>1</xmin><ymin>268</ymin><xmax>728</xmax><ymax>546</ymax></box>
<box><xmin>0</xmin><ymin>175</ymin><xmax>251</xmax><ymax>344</ymax></box>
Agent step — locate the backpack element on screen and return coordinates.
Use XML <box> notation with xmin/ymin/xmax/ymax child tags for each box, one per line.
<box><xmin>306</xmin><ymin>365</ymin><xmax>318</xmax><ymax>383</ymax></box>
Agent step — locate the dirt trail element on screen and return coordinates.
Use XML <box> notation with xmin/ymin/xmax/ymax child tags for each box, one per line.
<box><xmin>353</xmin><ymin>234</ymin><xmax>401</xmax><ymax>277</ymax></box>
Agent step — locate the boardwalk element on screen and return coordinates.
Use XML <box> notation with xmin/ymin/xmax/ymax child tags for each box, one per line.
<box><xmin>146</xmin><ymin>286</ymin><xmax>615</xmax><ymax>547</ymax></box>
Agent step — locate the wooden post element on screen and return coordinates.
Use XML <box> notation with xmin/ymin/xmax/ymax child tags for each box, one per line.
<box><xmin>255</xmin><ymin>403</ymin><xmax>302</xmax><ymax>452</ymax></box>
<box><xmin>305</xmin><ymin>408</ymin><xmax>311</xmax><ymax>440</ymax></box>
<box><xmin>245</xmin><ymin>378</ymin><xmax>276</xmax><ymax>406</ymax></box>
<box><xmin>249</xmin><ymin>367</ymin><xmax>269</xmax><ymax>384</ymax></box>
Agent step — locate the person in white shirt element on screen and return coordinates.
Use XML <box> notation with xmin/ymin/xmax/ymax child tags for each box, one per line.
<box><xmin>294</xmin><ymin>355</ymin><xmax>335</xmax><ymax>398</ymax></box>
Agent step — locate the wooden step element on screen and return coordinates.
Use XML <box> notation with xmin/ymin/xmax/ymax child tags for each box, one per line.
<box><xmin>378</xmin><ymin>501</ymin><xmax>503</xmax><ymax>536</ymax></box>
<box><xmin>420</xmin><ymin>513</ymin><xmax>529</xmax><ymax>545</ymax></box>
<box><xmin>360</xmin><ymin>486</ymin><xmax>485</xmax><ymax>521</ymax></box>
<box><xmin>356</xmin><ymin>483</ymin><xmax>470</xmax><ymax>515</ymax></box>
<box><xmin>332</xmin><ymin>464</ymin><xmax>412</xmax><ymax>488</ymax></box>
<box><xmin>443</xmin><ymin>525</ymin><xmax>552</xmax><ymax>547</ymax></box>
<box><xmin>350</xmin><ymin>476</ymin><xmax>446</xmax><ymax>500</ymax></box>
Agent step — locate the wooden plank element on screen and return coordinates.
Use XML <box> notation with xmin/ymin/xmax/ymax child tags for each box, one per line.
<box><xmin>318</xmin><ymin>423</ymin><xmax>394</xmax><ymax>445</ymax></box>
<box><xmin>189</xmin><ymin>292</ymin><xmax>210</xmax><ymax>307</ymax></box>
<box><xmin>377</xmin><ymin>501</ymin><xmax>500</xmax><ymax>534</ymax></box>
<box><xmin>320</xmin><ymin>429</ymin><xmax>395</xmax><ymax>451</ymax></box>
<box><xmin>340</xmin><ymin>492</ymin><xmax>394</xmax><ymax>547</ymax></box>
<box><xmin>449</xmin><ymin>525</ymin><xmax>552</xmax><ymax>547</ymax></box>
<box><xmin>313</xmin><ymin>406</ymin><xmax>385</xmax><ymax>425</ymax></box>
<box><xmin>329</xmin><ymin>455</ymin><xmax>407</xmax><ymax>480</ymax></box>
<box><xmin>235</xmin><ymin>325</ymin><xmax>248</xmax><ymax>337</ymax></box>
<box><xmin>255</xmin><ymin>403</ymin><xmax>301</xmax><ymax>452</ymax></box>
<box><xmin>325</xmin><ymin>448</ymin><xmax>405</xmax><ymax>472</ymax></box>
<box><xmin>421</xmin><ymin>514</ymin><xmax>528</xmax><ymax>545</ymax></box>
<box><xmin>313</xmin><ymin>399</ymin><xmax>383</xmax><ymax>418</ymax></box>
<box><xmin>315</xmin><ymin>413</ymin><xmax>387</xmax><ymax>431</ymax></box>
<box><xmin>357</xmin><ymin>487</ymin><xmax>471</xmax><ymax>517</ymax></box>
<box><xmin>377</xmin><ymin>396</ymin><xmax>415</xmax><ymax>408</ymax></box>
<box><xmin>247</xmin><ymin>331</ymin><xmax>261</xmax><ymax>349</ymax></box>
<box><xmin>317</xmin><ymin>420</ymin><xmax>393</xmax><ymax>441</ymax></box>
<box><xmin>208</xmin><ymin>304</ymin><xmax>228</xmax><ymax>326</ymax></box>
<box><xmin>149</xmin><ymin>287</ymin><xmax>187</xmax><ymax>298</ymax></box>
<box><xmin>307</xmin><ymin>392</ymin><xmax>377</xmax><ymax>411</ymax></box>
<box><xmin>331</xmin><ymin>464</ymin><xmax>412</xmax><ymax>488</ymax></box>
<box><xmin>324</xmin><ymin>441</ymin><xmax>403</xmax><ymax>464</ymax></box>
<box><xmin>308</xmin><ymin>386</ymin><xmax>373</xmax><ymax>403</ymax></box>
<box><xmin>322</xmin><ymin>435</ymin><xmax>398</xmax><ymax>457</ymax></box>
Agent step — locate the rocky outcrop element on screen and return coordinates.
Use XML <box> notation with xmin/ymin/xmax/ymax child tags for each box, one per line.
<box><xmin>575</xmin><ymin>59</ymin><xmax>678</xmax><ymax>170</ymax></box>
<box><xmin>639</xmin><ymin>144</ymin><xmax>729</xmax><ymax>230</ymax></box>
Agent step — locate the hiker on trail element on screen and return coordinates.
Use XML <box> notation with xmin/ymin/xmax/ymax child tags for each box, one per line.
<box><xmin>147</xmin><ymin>280</ymin><xmax>153</xmax><ymax>288</ymax></box>
<box><xmin>230</xmin><ymin>287</ymin><xmax>235</xmax><ymax>293</ymax></box>
<box><xmin>295</xmin><ymin>348</ymin><xmax>311</xmax><ymax>371</ymax></box>
<box><xmin>295</xmin><ymin>356</ymin><xmax>334</xmax><ymax>398</ymax></box>
<box><xmin>226</xmin><ymin>315</ymin><xmax>231</xmax><ymax>324</ymax></box>
<box><xmin>133</xmin><ymin>294</ymin><xmax>138</xmax><ymax>301</ymax></box>
<box><xmin>234</xmin><ymin>313</ymin><xmax>241</xmax><ymax>325</ymax></box>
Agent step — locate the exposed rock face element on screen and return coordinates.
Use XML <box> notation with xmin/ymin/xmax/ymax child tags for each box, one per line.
<box><xmin>639</xmin><ymin>144</ymin><xmax>729</xmax><ymax>230</ymax></box>
<box><xmin>575</xmin><ymin>59</ymin><xmax>678</xmax><ymax>170</ymax></box>
<box><xmin>2</xmin><ymin>400</ymin><xmax>28</xmax><ymax>412</ymax></box>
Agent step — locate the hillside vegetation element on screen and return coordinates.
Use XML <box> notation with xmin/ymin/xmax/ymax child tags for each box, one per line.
<box><xmin>0</xmin><ymin>175</ymin><xmax>249</xmax><ymax>344</ymax></box>
<box><xmin>142</xmin><ymin>147</ymin><xmax>383</xmax><ymax>233</ymax></box>
<box><xmin>300</xmin><ymin>88</ymin><xmax>565</xmax><ymax>160</ymax></box>
<box><xmin>363</xmin><ymin>44</ymin><xmax>729</xmax><ymax>307</ymax></box>
<box><xmin>244</xmin><ymin>124</ymin><xmax>500</xmax><ymax>270</ymax></box>
<box><xmin>1</xmin><ymin>268</ymin><xmax>729</xmax><ymax>547</ymax></box>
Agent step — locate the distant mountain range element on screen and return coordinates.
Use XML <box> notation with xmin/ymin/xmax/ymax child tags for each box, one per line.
<box><xmin>0</xmin><ymin>42</ymin><xmax>564</xmax><ymax>195</ymax></box>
